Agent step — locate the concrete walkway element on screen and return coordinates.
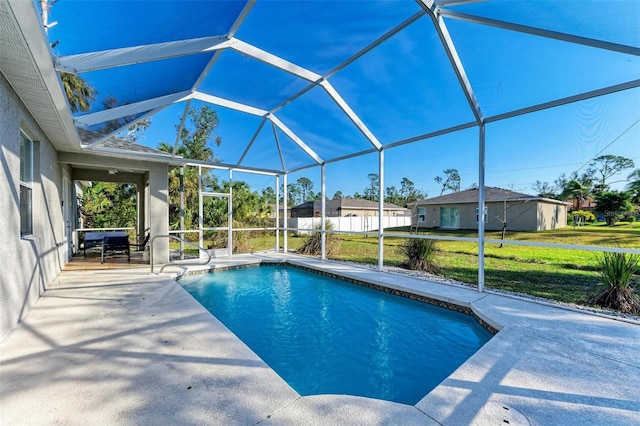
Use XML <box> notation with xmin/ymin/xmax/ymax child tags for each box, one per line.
<box><xmin>1</xmin><ymin>253</ymin><xmax>639</xmax><ymax>425</ymax></box>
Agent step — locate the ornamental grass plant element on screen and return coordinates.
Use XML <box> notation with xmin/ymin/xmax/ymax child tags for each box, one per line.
<box><xmin>401</xmin><ymin>237</ymin><xmax>440</xmax><ymax>274</ymax></box>
<box><xmin>297</xmin><ymin>221</ymin><xmax>340</xmax><ymax>256</ymax></box>
<box><xmin>589</xmin><ymin>251</ymin><xmax>640</xmax><ymax>314</ymax></box>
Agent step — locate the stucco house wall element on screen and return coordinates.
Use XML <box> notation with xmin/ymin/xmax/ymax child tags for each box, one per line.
<box><xmin>414</xmin><ymin>200</ymin><xmax>567</xmax><ymax>231</ymax></box>
<box><xmin>0</xmin><ymin>74</ymin><xmax>68</xmax><ymax>341</ymax></box>
<box><xmin>291</xmin><ymin>199</ymin><xmax>409</xmax><ymax>218</ymax></box>
<box><xmin>537</xmin><ymin>202</ymin><xmax>566</xmax><ymax>230</ymax></box>
<box><xmin>338</xmin><ymin>207</ymin><xmax>403</xmax><ymax>217</ymax></box>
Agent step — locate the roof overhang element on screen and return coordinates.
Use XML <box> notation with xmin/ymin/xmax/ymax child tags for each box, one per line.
<box><xmin>411</xmin><ymin>197</ymin><xmax>571</xmax><ymax>206</ymax></box>
<box><xmin>0</xmin><ymin>0</ymin><xmax>82</xmax><ymax>152</ymax></box>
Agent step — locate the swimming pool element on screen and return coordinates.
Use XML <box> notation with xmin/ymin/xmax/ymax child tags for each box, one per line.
<box><xmin>180</xmin><ymin>265</ymin><xmax>492</xmax><ymax>405</ymax></box>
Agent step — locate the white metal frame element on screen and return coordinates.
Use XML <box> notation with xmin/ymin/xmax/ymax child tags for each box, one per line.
<box><xmin>34</xmin><ymin>0</ymin><xmax>639</xmax><ymax>290</ymax></box>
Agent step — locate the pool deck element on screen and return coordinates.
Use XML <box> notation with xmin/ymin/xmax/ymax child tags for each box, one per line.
<box><xmin>1</xmin><ymin>252</ymin><xmax>639</xmax><ymax>425</ymax></box>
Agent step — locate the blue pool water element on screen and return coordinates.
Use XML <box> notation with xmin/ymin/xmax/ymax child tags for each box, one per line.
<box><xmin>180</xmin><ymin>265</ymin><xmax>492</xmax><ymax>405</ymax></box>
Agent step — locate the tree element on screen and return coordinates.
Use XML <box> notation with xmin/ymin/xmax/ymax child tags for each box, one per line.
<box><xmin>99</xmin><ymin>96</ymin><xmax>151</xmax><ymax>141</ymax></box>
<box><xmin>364</xmin><ymin>173</ymin><xmax>379</xmax><ymax>202</ymax></box>
<box><xmin>434</xmin><ymin>168</ymin><xmax>460</xmax><ymax>195</ymax></box>
<box><xmin>385</xmin><ymin>186</ymin><xmax>401</xmax><ymax>205</ymax></box>
<box><xmin>594</xmin><ymin>191</ymin><xmax>634</xmax><ymax>226</ymax></box>
<box><xmin>280</xmin><ymin>177</ymin><xmax>317</xmax><ymax>205</ymax></box>
<box><xmin>464</xmin><ymin>182</ymin><xmax>479</xmax><ymax>190</ymax></box>
<box><xmin>261</xmin><ymin>187</ymin><xmax>276</xmax><ymax>204</ymax></box>
<box><xmin>285</xmin><ymin>183</ymin><xmax>300</xmax><ymax>205</ymax></box>
<box><xmin>626</xmin><ymin>169</ymin><xmax>640</xmax><ymax>204</ymax></box>
<box><xmin>589</xmin><ymin>155</ymin><xmax>635</xmax><ymax>192</ymax></box>
<box><xmin>532</xmin><ymin>180</ymin><xmax>558</xmax><ymax>199</ymax></box>
<box><xmin>332</xmin><ymin>190</ymin><xmax>343</xmax><ymax>200</ymax></box>
<box><xmin>399</xmin><ymin>177</ymin><xmax>425</xmax><ymax>205</ymax></box>
<box><xmin>561</xmin><ymin>179</ymin><xmax>591</xmax><ymax>210</ymax></box>
<box><xmin>80</xmin><ymin>182</ymin><xmax>136</xmax><ymax>228</ymax></box>
<box><xmin>158</xmin><ymin>106</ymin><xmax>222</xmax><ymax>230</ymax></box>
<box><xmin>43</xmin><ymin>1</ymin><xmax>99</xmax><ymax>114</ymax></box>
<box><xmin>60</xmin><ymin>72</ymin><xmax>97</xmax><ymax>113</ymax></box>
<box><xmin>173</xmin><ymin>106</ymin><xmax>221</xmax><ymax>161</ymax></box>
<box><xmin>296</xmin><ymin>177</ymin><xmax>315</xmax><ymax>203</ymax></box>
<box><xmin>492</xmin><ymin>187</ymin><xmax>515</xmax><ymax>248</ymax></box>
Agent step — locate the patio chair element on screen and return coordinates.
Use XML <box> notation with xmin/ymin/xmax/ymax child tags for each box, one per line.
<box><xmin>130</xmin><ymin>233</ymin><xmax>150</xmax><ymax>251</ymax></box>
<box><xmin>101</xmin><ymin>235</ymin><xmax>130</xmax><ymax>263</ymax></box>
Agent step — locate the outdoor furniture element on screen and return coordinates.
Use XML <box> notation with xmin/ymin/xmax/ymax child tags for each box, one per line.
<box><xmin>101</xmin><ymin>235</ymin><xmax>130</xmax><ymax>264</ymax></box>
<box><xmin>83</xmin><ymin>231</ymin><xmax>128</xmax><ymax>255</ymax></box>
<box><xmin>130</xmin><ymin>233</ymin><xmax>150</xmax><ymax>251</ymax></box>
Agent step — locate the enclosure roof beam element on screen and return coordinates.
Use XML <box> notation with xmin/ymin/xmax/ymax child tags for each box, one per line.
<box><xmin>189</xmin><ymin>1</ymin><xmax>256</xmax><ymax>93</ymax></box>
<box><xmin>228</xmin><ymin>38</ymin><xmax>322</xmax><ymax>82</ymax></box>
<box><xmin>419</xmin><ymin>0</ymin><xmax>485</xmax><ymax>125</ymax></box>
<box><xmin>486</xmin><ymin>79</ymin><xmax>640</xmax><ymax>123</ymax></box>
<box><xmin>227</xmin><ymin>0</ymin><xmax>256</xmax><ymax>38</ymax></box>
<box><xmin>237</xmin><ymin>118</ymin><xmax>268</xmax><ymax>166</ymax></box>
<box><xmin>319</xmin><ymin>80</ymin><xmax>383</xmax><ymax>151</ymax></box>
<box><xmin>83</xmin><ymin>107</ymin><xmax>165</xmax><ymax>148</ymax></box>
<box><xmin>268</xmin><ymin>114</ymin><xmax>323</xmax><ymax>165</ymax></box>
<box><xmin>74</xmin><ymin>91</ymin><xmax>193</xmax><ymax>127</ymax></box>
<box><xmin>171</xmin><ymin>100</ymin><xmax>192</xmax><ymax>158</ymax></box>
<box><xmin>272</xmin><ymin>121</ymin><xmax>287</xmax><ymax>172</ymax></box>
<box><xmin>439</xmin><ymin>8</ymin><xmax>640</xmax><ymax>57</ymax></box>
<box><xmin>55</xmin><ymin>36</ymin><xmax>232</xmax><ymax>73</ymax></box>
<box><xmin>192</xmin><ymin>91</ymin><xmax>269</xmax><ymax>116</ymax></box>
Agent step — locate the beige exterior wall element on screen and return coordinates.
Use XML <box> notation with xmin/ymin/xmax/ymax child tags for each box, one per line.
<box><xmin>537</xmin><ymin>202</ymin><xmax>567</xmax><ymax>230</ymax></box>
<box><xmin>338</xmin><ymin>208</ymin><xmax>405</xmax><ymax>217</ymax></box>
<box><xmin>414</xmin><ymin>201</ymin><xmax>567</xmax><ymax>231</ymax></box>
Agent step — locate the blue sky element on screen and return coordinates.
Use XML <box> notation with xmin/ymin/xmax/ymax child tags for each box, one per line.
<box><xmin>48</xmin><ymin>0</ymin><xmax>640</xmax><ymax>199</ymax></box>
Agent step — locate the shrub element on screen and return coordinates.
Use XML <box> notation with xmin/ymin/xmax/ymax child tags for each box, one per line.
<box><xmin>588</xmin><ymin>251</ymin><xmax>640</xmax><ymax>314</ymax></box>
<box><xmin>571</xmin><ymin>210</ymin><xmax>595</xmax><ymax>223</ymax></box>
<box><xmin>401</xmin><ymin>238</ymin><xmax>440</xmax><ymax>274</ymax></box>
<box><xmin>297</xmin><ymin>221</ymin><xmax>339</xmax><ymax>256</ymax></box>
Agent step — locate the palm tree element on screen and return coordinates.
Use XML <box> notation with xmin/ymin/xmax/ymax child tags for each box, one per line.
<box><xmin>561</xmin><ymin>179</ymin><xmax>591</xmax><ymax>210</ymax></box>
<box><xmin>626</xmin><ymin>169</ymin><xmax>640</xmax><ymax>204</ymax></box>
<box><xmin>60</xmin><ymin>72</ymin><xmax>97</xmax><ymax>112</ymax></box>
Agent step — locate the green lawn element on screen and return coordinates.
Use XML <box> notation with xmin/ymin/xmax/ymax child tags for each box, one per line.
<box><xmin>239</xmin><ymin>224</ymin><xmax>639</xmax><ymax>306</ymax></box>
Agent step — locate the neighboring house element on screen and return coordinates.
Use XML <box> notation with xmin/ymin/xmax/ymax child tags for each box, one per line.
<box><xmin>409</xmin><ymin>187</ymin><xmax>569</xmax><ymax>231</ymax></box>
<box><xmin>291</xmin><ymin>198</ymin><xmax>409</xmax><ymax>218</ymax></box>
<box><xmin>268</xmin><ymin>204</ymin><xmax>291</xmax><ymax>219</ymax></box>
<box><xmin>569</xmin><ymin>197</ymin><xmax>597</xmax><ymax>212</ymax></box>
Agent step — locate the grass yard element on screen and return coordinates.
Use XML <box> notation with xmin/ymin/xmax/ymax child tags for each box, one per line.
<box><xmin>241</xmin><ymin>223</ymin><xmax>639</xmax><ymax>306</ymax></box>
<box><xmin>176</xmin><ymin>223</ymin><xmax>638</xmax><ymax>307</ymax></box>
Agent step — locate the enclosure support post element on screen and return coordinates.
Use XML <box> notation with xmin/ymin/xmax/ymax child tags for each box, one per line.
<box><xmin>378</xmin><ymin>149</ymin><xmax>384</xmax><ymax>272</ymax></box>
<box><xmin>198</xmin><ymin>166</ymin><xmax>203</xmax><ymax>251</ymax></box>
<box><xmin>321</xmin><ymin>163</ymin><xmax>326</xmax><ymax>260</ymax></box>
<box><xmin>179</xmin><ymin>166</ymin><xmax>185</xmax><ymax>260</ymax></box>
<box><xmin>423</xmin><ymin>2</ymin><xmax>487</xmax><ymax>292</ymax></box>
<box><xmin>478</xmin><ymin>124</ymin><xmax>486</xmax><ymax>292</ymax></box>
<box><xmin>283</xmin><ymin>173</ymin><xmax>288</xmax><ymax>253</ymax></box>
<box><xmin>275</xmin><ymin>174</ymin><xmax>280</xmax><ymax>252</ymax></box>
<box><xmin>228</xmin><ymin>169</ymin><xmax>233</xmax><ymax>257</ymax></box>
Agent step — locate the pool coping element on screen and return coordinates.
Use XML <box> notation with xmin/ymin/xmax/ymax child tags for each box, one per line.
<box><xmin>170</xmin><ymin>253</ymin><xmax>640</xmax><ymax>424</ymax></box>
<box><xmin>2</xmin><ymin>252</ymin><xmax>639</xmax><ymax>425</ymax></box>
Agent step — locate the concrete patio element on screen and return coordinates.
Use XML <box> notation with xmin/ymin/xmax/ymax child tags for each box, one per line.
<box><xmin>1</xmin><ymin>253</ymin><xmax>639</xmax><ymax>425</ymax></box>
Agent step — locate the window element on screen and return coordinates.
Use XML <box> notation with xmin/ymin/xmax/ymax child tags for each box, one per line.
<box><xmin>440</xmin><ymin>207</ymin><xmax>460</xmax><ymax>229</ymax></box>
<box><xmin>476</xmin><ymin>206</ymin><xmax>488</xmax><ymax>223</ymax></box>
<box><xmin>417</xmin><ymin>207</ymin><xmax>426</xmax><ymax>222</ymax></box>
<box><xmin>20</xmin><ymin>131</ymin><xmax>33</xmax><ymax>237</ymax></box>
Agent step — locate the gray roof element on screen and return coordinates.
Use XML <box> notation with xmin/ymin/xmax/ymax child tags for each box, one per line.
<box><xmin>410</xmin><ymin>187</ymin><xmax>568</xmax><ymax>205</ymax></box>
<box><xmin>78</xmin><ymin>129</ymin><xmax>171</xmax><ymax>156</ymax></box>
<box><xmin>292</xmin><ymin>198</ymin><xmax>407</xmax><ymax>210</ymax></box>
